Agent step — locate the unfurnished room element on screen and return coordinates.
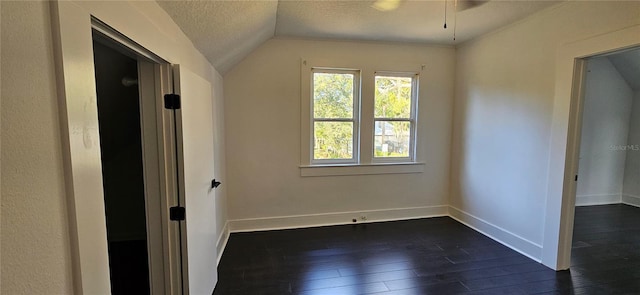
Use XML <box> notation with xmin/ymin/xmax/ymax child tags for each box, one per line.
<box><xmin>2</xmin><ymin>1</ymin><xmax>640</xmax><ymax>295</ymax></box>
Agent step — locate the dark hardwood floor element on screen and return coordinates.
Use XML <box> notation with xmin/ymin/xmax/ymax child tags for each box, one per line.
<box><xmin>214</xmin><ymin>204</ymin><xmax>640</xmax><ymax>295</ymax></box>
<box><xmin>569</xmin><ymin>204</ymin><xmax>640</xmax><ymax>294</ymax></box>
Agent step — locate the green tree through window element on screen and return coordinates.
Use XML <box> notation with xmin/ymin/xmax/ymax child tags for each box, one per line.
<box><xmin>374</xmin><ymin>75</ymin><xmax>414</xmax><ymax>158</ymax></box>
<box><xmin>310</xmin><ymin>69</ymin><xmax>417</xmax><ymax>163</ymax></box>
<box><xmin>313</xmin><ymin>72</ymin><xmax>356</xmax><ymax>160</ymax></box>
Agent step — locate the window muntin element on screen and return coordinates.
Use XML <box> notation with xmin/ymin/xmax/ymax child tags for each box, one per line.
<box><xmin>311</xmin><ymin>69</ymin><xmax>360</xmax><ymax>163</ymax></box>
<box><xmin>373</xmin><ymin>73</ymin><xmax>417</xmax><ymax>161</ymax></box>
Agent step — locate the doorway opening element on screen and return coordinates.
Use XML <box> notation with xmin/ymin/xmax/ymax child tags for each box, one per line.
<box><xmin>93</xmin><ymin>38</ymin><xmax>151</xmax><ymax>294</ymax></box>
<box><xmin>568</xmin><ymin>47</ymin><xmax>640</xmax><ymax>288</ymax></box>
<box><xmin>91</xmin><ymin>22</ymin><xmax>184</xmax><ymax>294</ymax></box>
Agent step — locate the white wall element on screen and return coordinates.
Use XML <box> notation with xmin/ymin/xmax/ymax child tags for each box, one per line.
<box><xmin>1</xmin><ymin>1</ymin><xmax>74</xmax><ymax>293</ymax></box>
<box><xmin>623</xmin><ymin>91</ymin><xmax>640</xmax><ymax>207</ymax></box>
<box><xmin>576</xmin><ymin>57</ymin><xmax>633</xmax><ymax>206</ymax></box>
<box><xmin>451</xmin><ymin>1</ymin><xmax>640</xmax><ymax>261</ymax></box>
<box><xmin>1</xmin><ymin>1</ymin><xmax>228</xmax><ymax>293</ymax></box>
<box><xmin>224</xmin><ymin>38</ymin><xmax>454</xmax><ymax>228</ymax></box>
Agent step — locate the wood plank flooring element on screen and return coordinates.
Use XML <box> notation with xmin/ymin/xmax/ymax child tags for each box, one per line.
<box><xmin>568</xmin><ymin>204</ymin><xmax>640</xmax><ymax>295</ymax></box>
<box><xmin>214</xmin><ymin>204</ymin><xmax>640</xmax><ymax>294</ymax></box>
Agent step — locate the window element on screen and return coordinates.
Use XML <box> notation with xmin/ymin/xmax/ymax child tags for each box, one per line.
<box><xmin>301</xmin><ymin>60</ymin><xmax>422</xmax><ymax>174</ymax></box>
<box><xmin>312</xmin><ymin>69</ymin><xmax>360</xmax><ymax>164</ymax></box>
<box><xmin>373</xmin><ymin>73</ymin><xmax>417</xmax><ymax>162</ymax></box>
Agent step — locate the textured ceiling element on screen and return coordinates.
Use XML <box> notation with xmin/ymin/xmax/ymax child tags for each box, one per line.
<box><xmin>275</xmin><ymin>0</ymin><xmax>558</xmax><ymax>44</ymax></box>
<box><xmin>157</xmin><ymin>0</ymin><xmax>560</xmax><ymax>74</ymax></box>
<box><xmin>157</xmin><ymin>0</ymin><xmax>278</xmax><ymax>73</ymax></box>
<box><xmin>609</xmin><ymin>48</ymin><xmax>640</xmax><ymax>90</ymax></box>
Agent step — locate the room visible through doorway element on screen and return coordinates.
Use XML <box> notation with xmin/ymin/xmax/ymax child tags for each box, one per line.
<box><xmin>569</xmin><ymin>47</ymin><xmax>640</xmax><ymax>284</ymax></box>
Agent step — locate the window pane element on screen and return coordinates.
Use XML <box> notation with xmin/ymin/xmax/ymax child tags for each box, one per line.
<box><xmin>374</xmin><ymin>76</ymin><xmax>412</xmax><ymax>118</ymax></box>
<box><xmin>314</xmin><ymin>122</ymin><xmax>353</xmax><ymax>160</ymax></box>
<box><xmin>374</xmin><ymin>121</ymin><xmax>410</xmax><ymax>158</ymax></box>
<box><xmin>313</xmin><ymin>73</ymin><xmax>354</xmax><ymax>119</ymax></box>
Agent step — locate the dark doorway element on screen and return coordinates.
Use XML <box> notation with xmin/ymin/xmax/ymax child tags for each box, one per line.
<box><xmin>93</xmin><ymin>39</ymin><xmax>151</xmax><ymax>295</ymax></box>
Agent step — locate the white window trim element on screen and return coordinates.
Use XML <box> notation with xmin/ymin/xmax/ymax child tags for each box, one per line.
<box><xmin>310</xmin><ymin>68</ymin><xmax>361</xmax><ymax>165</ymax></box>
<box><xmin>372</xmin><ymin>71</ymin><xmax>419</xmax><ymax>164</ymax></box>
<box><xmin>300</xmin><ymin>162</ymin><xmax>425</xmax><ymax>177</ymax></box>
<box><xmin>300</xmin><ymin>58</ymin><xmax>424</xmax><ymax>176</ymax></box>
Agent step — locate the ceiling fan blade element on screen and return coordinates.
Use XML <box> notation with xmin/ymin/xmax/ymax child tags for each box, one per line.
<box><xmin>372</xmin><ymin>0</ymin><xmax>402</xmax><ymax>12</ymax></box>
<box><xmin>457</xmin><ymin>0</ymin><xmax>488</xmax><ymax>11</ymax></box>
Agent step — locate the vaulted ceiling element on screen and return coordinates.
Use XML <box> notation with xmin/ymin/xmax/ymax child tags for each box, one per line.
<box><xmin>157</xmin><ymin>0</ymin><xmax>560</xmax><ymax>74</ymax></box>
<box><xmin>609</xmin><ymin>47</ymin><xmax>640</xmax><ymax>91</ymax></box>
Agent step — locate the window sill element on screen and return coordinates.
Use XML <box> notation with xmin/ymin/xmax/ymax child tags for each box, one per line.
<box><xmin>300</xmin><ymin>162</ymin><xmax>425</xmax><ymax>177</ymax></box>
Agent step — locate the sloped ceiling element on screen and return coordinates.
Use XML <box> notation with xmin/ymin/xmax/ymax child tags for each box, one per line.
<box><xmin>609</xmin><ymin>48</ymin><xmax>640</xmax><ymax>90</ymax></box>
<box><xmin>157</xmin><ymin>0</ymin><xmax>278</xmax><ymax>73</ymax></box>
<box><xmin>157</xmin><ymin>0</ymin><xmax>560</xmax><ymax>74</ymax></box>
<box><xmin>275</xmin><ymin>1</ymin><xmax>557</xmax><ymax>45</ymax></box>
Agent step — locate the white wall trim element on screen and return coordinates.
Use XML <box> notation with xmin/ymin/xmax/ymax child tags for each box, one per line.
<box><xmin>575</xmin><ymin>194</ymin><xmax>622</xmax><ymax>206</ymax></box>
<box><xmin>622</xmin><ymin>194</ymin><xmax>640</xmax><ymax>208</ymax></box>
<box><xmin>228</xmin><ymin>206</ymin><xmax>448</xmax><ymax>233</ymax></box>
<box><xmin>448</xmin><ymin>206</ymin><xmax>543</xmax><ymax>263</ymax></box>
<box><xmin>300</xmin><ymin>162</ymin><xmax>425</xmax><ymax>177</ymax></box>
<box><xmin>216</xmin><ymin>221</ymin><xmax>230</xmax><ymax>265</ymax></box>
<box><xmin>217</xmin><ymin>206</ymin><xmax>545</xmax><ymax>267</ymax></box>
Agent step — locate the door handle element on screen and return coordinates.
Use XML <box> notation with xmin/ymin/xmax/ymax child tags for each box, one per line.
<box><xmin>211</xmin><ymin>179</ymin><xmax>222</xmax><ymax>189</ymax></box>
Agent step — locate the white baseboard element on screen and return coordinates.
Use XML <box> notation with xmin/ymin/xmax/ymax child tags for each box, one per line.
<box><xmin>228</xmin><ymin>205</ymin><xmax>449</xmax><ymax>233</ymax></box>
<box><xmin>448</xmin><ymin>206</ymin><xmax>542</xmax><ymax>263</ymax></box>
<box><xmin>622</xmin><ymin>194</ymin><xmax>640</xmax><ymax>208</ymax></box>
<box><xmin>575</xmin><ymin>194</ymin><xmax>622</xmax><ymax>206</ymax></box>
<box><xmin>217</xmin><ymin>205</ymin><xmax>543</xmax><ymax>267</ymax></box>
<box><xmin>216</xmin><ymin>221</ymin><xmax>230</xmax><ymax>265</ymax></box>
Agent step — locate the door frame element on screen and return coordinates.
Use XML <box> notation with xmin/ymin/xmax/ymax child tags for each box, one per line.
<box><xmin>51</xmin><ymin>2</ymin><xmax>183</xmax><ymax>294</ymax></box>
<box><xmin>542</xmin><ymin>24</ymin><xmax>640</xmax><ymax>270</ymax></box>
<box><xmin>93</xmin><ymin>19</ymin><xmax>182</xmax><ymax>295</ymax></box>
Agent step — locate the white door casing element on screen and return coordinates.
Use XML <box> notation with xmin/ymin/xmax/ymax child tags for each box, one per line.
<box><xmin>51</xmin><ymin>1</ymin><xmax>219</xmax><ymax>293</ymax></box>
<box><xmin>543</xmin><ymin>24</ymin><xmax>640</xmax><ymax>270</ymax></box>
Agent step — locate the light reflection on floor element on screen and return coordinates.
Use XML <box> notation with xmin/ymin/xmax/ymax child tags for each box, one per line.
<box><xmin>298</xmin><ymin>250</ymin><xmax>414</xmax><ymax>294</ymax></box>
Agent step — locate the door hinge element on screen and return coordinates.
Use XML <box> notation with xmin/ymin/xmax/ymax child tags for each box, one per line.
<box><xmin>164</xmin><ymin>94</ymin><xmax>181</xmax><ymax>110</ymax></box>
<box><xmin>170</xmin><ymin>206</ymin><xmax>186</xmax><ymax>221</ymax></box>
